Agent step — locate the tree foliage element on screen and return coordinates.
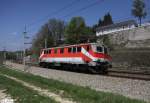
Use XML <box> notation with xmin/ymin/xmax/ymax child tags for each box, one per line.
<box><xmin>93</xmin><ymin>13</ymin><xmax>113</xmax><ymax>32</ymax></box>
<box><xmin>65</xmin><ymin>16</ymin><xmax>94</xmax><ymax>44</ymax></box>
<box><xmin>132</xmin><ymin>0</ymin><xmax>147</xmax><ymax>25</ymax></box>
<box><xmin>98</xmin><ymin>13</ymin><xmax>113</xmax><ymax>27</ymax></box>
<box><xmin>32</xmin><ymin>19</ymin><xmax>65</xmax><ymax>56</ymax></box>
<box><xmin>47</xmin><ymin>19</ymin><xmax>65</xmax><ymax>44</ymax></box>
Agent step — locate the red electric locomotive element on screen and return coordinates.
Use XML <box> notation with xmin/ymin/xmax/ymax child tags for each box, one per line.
<box><xmin>39</xmin><ymin>43</ymin><xmax>112</xmax><ymax>73</ymax></box>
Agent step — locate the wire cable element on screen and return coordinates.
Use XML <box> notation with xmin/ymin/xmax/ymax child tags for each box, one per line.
<box><xmin>27</xmin><ymin>0</ymin><xmax>81</xmax><ymax>28</ymax></box>
<box><xmin>27</xmin><ymin>0</ymin><xmax>105</xmax><ymax>32</ymax></box>
<box><xmin>63</xmin><ymin>0</ymin><xmax>104</xmax><ymax>18</ymax></box>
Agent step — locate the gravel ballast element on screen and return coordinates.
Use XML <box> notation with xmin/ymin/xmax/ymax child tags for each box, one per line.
<box><xmin>5</xmin><ymin>61</ymin><xmax>150</xmax><ymax>102</ymax></box>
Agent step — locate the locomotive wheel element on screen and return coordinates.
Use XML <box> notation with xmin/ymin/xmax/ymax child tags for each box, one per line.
<box><xmin>101</xmin><ymin>66</ymin><xmax>108</xmax><ymax>74</ymax></box>
<box><xmin>39</xmin><ymin>62</ymin><xmax>46</xmax><ymax>68</ymax></box>
<box><xmin>88</xmin><ymin>66</ymin><xmax>108</xmax><ymax>74</ymax></box>
<box><xmin>88</xmin><ymin>67</ymin><xmax>99</xmax><ymax>74</ymax></box>
<box><xmin>39</xmin><ymin>62</ymin><xmax>42</xmax><ymax>67</ymax></box>
<box><xmin>43</xmin><ymin>63</ymin><xmax>48</xmax><ymax>68</ymax></box>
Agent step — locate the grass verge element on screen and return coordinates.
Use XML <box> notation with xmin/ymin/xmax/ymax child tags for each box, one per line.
<box><xmin>0</xmin><ymin>74</ymin><xmax>57</xmax><ymax>103</ymax></box>
<box><xmin>0</xmin><ymin>65</ymin><xmax>147</xmax><ymax>103</ymax></box>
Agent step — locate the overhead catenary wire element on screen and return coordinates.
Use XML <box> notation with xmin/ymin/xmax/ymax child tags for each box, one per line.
<box><xmin>26</xmin><ymin>0</ymin><xmax>105</xmax><ymax>33</ymax></box>
<box><xmin>26</xmin><ymin>0</ymin><xmax>81</xmax><ymax>29</ymax></box>
<box><xmin>62</xmin><ymin>0</ymin><xmax>104</xmax><ymax>18</ymax></box>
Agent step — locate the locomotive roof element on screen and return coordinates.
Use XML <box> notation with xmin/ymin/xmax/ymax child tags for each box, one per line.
<box><xmin>42</xmin><ymin>43</ymin><xmax>104</xmax><ymax>50</ymax></box>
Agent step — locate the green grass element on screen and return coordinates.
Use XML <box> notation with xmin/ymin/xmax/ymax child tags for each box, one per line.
<box><xmin>0</xmin><ymin>74</ymin><xmax>57</xmax><ymax>103</ymax></box>
<box><xmin>0</xmin><ymin>65</ymin><xmax>147</xmax><ymax>103</ymax></box>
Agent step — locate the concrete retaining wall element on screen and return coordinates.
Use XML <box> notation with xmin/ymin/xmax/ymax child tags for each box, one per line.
<box><xmin>98</xmin><ymin>25</ymin><xmax>150</xmax><ymax>48</ymax></box>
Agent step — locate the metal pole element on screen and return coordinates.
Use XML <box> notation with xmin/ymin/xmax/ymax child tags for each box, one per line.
<box><xmin>23</xmin><ymin>26</ymin><xmax>27</xmax><ymax>69</ymax></box>
<box><xmin>45</xmin><ymin>38</ymin><xmax>47</xmax><ymax>48</ymax></box>
<box><xmin>3</xmin><ymin>47</ymin><xmax>6</xmax><ymax>64</ymax></box>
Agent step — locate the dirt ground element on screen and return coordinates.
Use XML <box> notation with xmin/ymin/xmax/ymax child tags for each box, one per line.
<box><xmin>0</xmin><ymin>90</ymin><xmax>14</xmax><ymax>103</ymax></box>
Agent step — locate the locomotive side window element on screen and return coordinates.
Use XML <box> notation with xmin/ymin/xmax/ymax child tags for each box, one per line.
<box><xmin>46</xmin><ymin>50</ymin><xmax>49</xmax><ymax>54</ymax></box>
<box><xmin>77</xmin><ymin>47</ymin><xmax>81</xmax><ymax>52</ymax></box>
<box><xmin>60</xmin><ymin>48</ymin><xmax>64</xmax><ymax>54</ymax></box>
<box><xmin>97</xmin><ymin>46</ymin><xmax>103</xmax><ymax>52</ymax></box>
<box><xmin>73</xmin><ymin>47</ymin><xmax>76</xmax><ymax>53</ymax></box>
<box><xmin>104</xmin><ymin>47</ymin><xmax>108</xmax><ymax>54</ymax></box>
<box><xmin>54</xmin><ymin>49</ymin><xmax>57</xmax><ymax>54</ymax></box>
<box><xmin>44</xmin><ymin>50</ymin><xmax>47</xmax><ymax>54</ymax></box>
<box><xmin>68</xmin><ymin>48</ymin><xmax>72</xmax><ymax>53</ymax></box>
<box><xmin>87</xmin><ymin>46</ymin><xmax>90</xmax><ymax>51</ymax></box>
<box><xmin>48</xmin><ymin>49</ymin><xmax>51</xmax><ymax>54</ymax></box>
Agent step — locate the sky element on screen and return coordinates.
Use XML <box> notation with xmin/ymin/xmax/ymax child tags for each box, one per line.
<box><xmin>0</xmin><ymin>0</ymin><xmax>150</xmax><ymax>51</ymax></box>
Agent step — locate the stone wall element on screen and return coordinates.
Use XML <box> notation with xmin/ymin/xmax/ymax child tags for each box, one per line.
<box><xmin>98</xmin><ymin>25</ymin><xmax>150</xmax><ymax>48</ymax></box>
<box><xmin>110</xmin><ymin>48</ymin><xmax>150</xmax><ymax>68</ymax></box>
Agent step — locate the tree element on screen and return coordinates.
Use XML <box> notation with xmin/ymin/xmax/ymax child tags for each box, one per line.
<box><xmin>32</xmin><ymin>18</ymin><xmax>65</xmax><ymax>56</ymax></box>
<box><xmin>132</xmin><ymin>0</ymin><xmax>147</xmax><ymax>25</ymax></box>
<box><xmin>32</xmin><ymin>23</ymin><xmax>54</xmax><ymax>56</ymax></box>
<box><xmin>103</xmin><ymin>13</ymin><xmax>113</xmax><ymax>26</ymax></box>
<box><xmin>92</xmin><ymin>24</ymin><xmax>98</xmax><ymax>33</ymax></box>
<box><xmin>47</xmin><ymin>19</ymin><xmax>65</xmax><ymax>45</ymax></box>
<box><xmin>92</xmin><ymin>13</ymin><xmax>113</xmax><ymax>33</ymax></box>
<box><xmin>65</xmin><ymin>16</ymin><xmax>94</xmax><ymax>44</ymax></box>
<box><xmin>98</xmin><ymin>13</ymin><xmax>113</xmax><ymax>27</ymax></box>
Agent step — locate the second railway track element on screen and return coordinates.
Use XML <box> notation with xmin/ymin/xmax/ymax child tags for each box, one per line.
<box><xmin>35</xmin><ymin>64</ymin><xmax>150</xmax><ymax>81</ymax></box>
<box><xmin>108</xmin><ymin>69</ymin><xmax>150</xmax><ymax>81</ymax></box>
<box><xmin>6</xmin><ymin>61</ymin><xmax>150</xmax><ymax>81</ymax></box>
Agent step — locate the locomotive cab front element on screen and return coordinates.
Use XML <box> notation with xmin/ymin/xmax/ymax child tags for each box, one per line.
<box><xmin>91</xmin><ymin>44</ymin><xmax>112</xmax><ymax>68</ymax></box>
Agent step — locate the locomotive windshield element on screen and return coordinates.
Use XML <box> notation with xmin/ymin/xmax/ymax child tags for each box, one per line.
<box><xmin>96</xmin><ymin>46</ymin><xmax>108</xmax><ymax>54</ymax></box>
<box><xmin>96</xmin><ymin>46</ymin><xmax>103</xmax><ymax>52</ymax></box>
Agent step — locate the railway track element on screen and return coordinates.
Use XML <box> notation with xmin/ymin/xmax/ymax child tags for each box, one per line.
<box><xmin>35</xmin><ymin>64</ymin><xmax>150</xmax><ymax>81</ymax></box>
<box><xmin>6</xmin><ymin>61</ymin><xmax>150</xmax><ymax>81</ymax></box>
<box><xmin>108</xmin><ymin>69</ymin><xmax>150</xmax><ymax>81</ymax></box>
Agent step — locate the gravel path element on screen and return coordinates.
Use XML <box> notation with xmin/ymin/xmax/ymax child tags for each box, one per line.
<box><xmin>5</xmin><ymin>61</ymin><xmax>150</xmax><ymax>102</ymax></box>
<box><xmin>0</xmin><ymin>90</ymin><xmax>7</xmax><ymax>101</ymax></box>
<box><xmin>2</xmin><ymin>74</ymin><xmax>75</xmax><ymax>103</ymax></box>
<box><xmin>0</xmin><ymin>90</ymin><xmax>14</xmax><ymax>103</ymax></box>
